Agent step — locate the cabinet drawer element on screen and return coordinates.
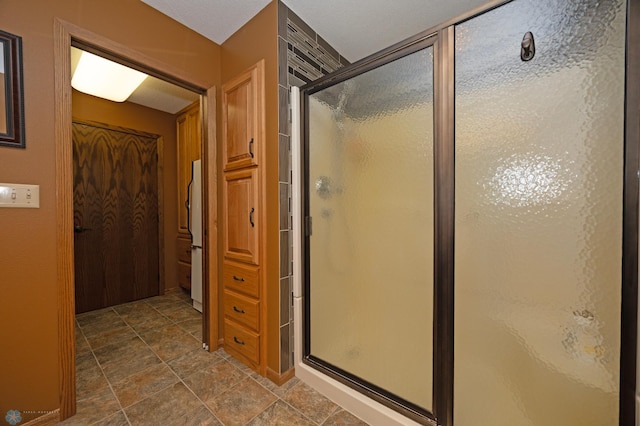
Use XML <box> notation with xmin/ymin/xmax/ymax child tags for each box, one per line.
<box><xmin>223</xmin><ymin>261</ymin><xmax>259</xmax><ymax>298</ymax></box>
<box><xmin>177</xmin><ymin>237</ymin><xmax>192</xmax><ymax>264</ymax></box>
<box><xmin>178</xmin><ymin>261</ymin><xmax>191</xmax><ymax>290</ymax></box>
<box><xmin>224</xmin><ymin>290</ymin><xmax>259</xmax><ymax>331</ymax></box>
<box><xmin>224</xmin><ymin>319</ymin><xmax>259</xmax><ymax>364</ymax></box>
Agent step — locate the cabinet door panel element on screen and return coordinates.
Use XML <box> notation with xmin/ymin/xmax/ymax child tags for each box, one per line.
<box><xmin>224</xmin><ymin>168</ymin><xmax>259</xmax><ymax>264</ymax></box>
<box><xmin>177</xmin><ymin>103</ymin><xmax>201</xmax><ymax>234</ymax></box>
<box><xmin>222</xmin><ymin>61</ymin><xmax>264</xmax><ymax>171</ymax></box>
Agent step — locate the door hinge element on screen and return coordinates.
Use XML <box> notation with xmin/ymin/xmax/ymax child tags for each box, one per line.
<box><xmin>305</xmin><ymin>216</ymin><xmax>312</xmax><ymax>236</ymax></box>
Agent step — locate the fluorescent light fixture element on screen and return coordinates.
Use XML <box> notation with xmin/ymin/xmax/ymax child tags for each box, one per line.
<box><xmin>71</xmin><ymin>51</ymin><xmax>147</xmax><ymax>102</ymax></box>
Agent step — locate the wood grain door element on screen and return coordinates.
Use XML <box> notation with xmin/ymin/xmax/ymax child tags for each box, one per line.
<box><xmin>223</xmin><ymin>167</ymin><xmax>259</xmax><ymax>265</ymax></box>
<box><xmin>73</xmin><ymin>121</ymin><xmax>159</xmax><ymax>314</ymax></box>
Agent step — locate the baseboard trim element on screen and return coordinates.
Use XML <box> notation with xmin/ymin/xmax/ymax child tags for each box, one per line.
<box><xmin>23</xmin><ymin>410</ymin><xmax>60</xmax><ymax>426</ymax></box>
<box><xmin>266</xmin><ymin>366</ymin><xmax>295</xmax><ymax>386</ymax></box>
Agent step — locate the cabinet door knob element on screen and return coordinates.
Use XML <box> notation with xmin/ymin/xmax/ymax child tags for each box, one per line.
<box><xmin>233</xmin><ymin>336</ymin><xmax>245</xmax><ymax>345</ymax></box>
<box><xmin>233</xmin><ymin>306</ymin><xmax>246</xmax><ymax>314</ymax></box>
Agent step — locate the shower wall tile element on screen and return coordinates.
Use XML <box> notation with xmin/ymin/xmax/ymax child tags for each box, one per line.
<box><xmin>279</xmin><ymin>183</ymin><xmax>290</xmax><ymax>230</ymax></box>
<box><xmin>277</xmin><ymin>0</ymin><xmax>347</xmax><ymax>374</ymax></box>
<box><xmin>288</xmin><ymin>73</ymin><xmax>307</xmax><ymax>89</ymax></box>
<box><xmin>317</xmin><ymin>35</ymin><xmax>340</xmax><ymax>64</ymax></box>
<box><xmin>280</xmin><ymin>324</ymin><xmax>290</xmax><ymax>373</ymax></box>
<box><xmin>278</xmin><ymin>85</ymin><xmax>289</xmax><ymax>135</ymax></box>
<box><xmin>280</xmin><ymin>230</ymin><xmax>290</xmax><ymax>279</ymax></box>
<box><xmin>286</xmin><ymin>8</ymin><xmax>316</xmax><ymax>45</ymax></box>
<box><xmin>278</xmin><ymin>0</ymin><xmax>288</xmax><ymax>40</ymax></box>
<box><xmin>278</xmin><ymin>37</ymin><xmax>288</xmax><ymax>85</ymax></box>
<box><xmin>279</xmin><ymin>134</ymin><xmax>290</xmax><ymax>183</ymax></box>
<box><xmin>279</xmin><ymin>277</ymin><xmax>291</xmax><ymax>327</ymax></box>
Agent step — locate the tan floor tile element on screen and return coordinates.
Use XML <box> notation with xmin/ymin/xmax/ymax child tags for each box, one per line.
<box><xmin>282</xmin><ymin>382</ymin><xmax>339</xmax><ymax>424</ymax></box>
<box><xmin>176</xmin><ymin>318</ymin><xmax>202</xmax><ymax>335</ymax></box>
<box><xmin>137</xmin><ymin>324</ymin><xmax>201</xmax><ymax>361</ymax></box>
<box><xmin>85</xmin><ymin>325</ymin><xmax>137</xmax><ymax>351</ymax></box>
<box><xmin>57</xmin><ymin>385</ymin><xmax>120</xmax><ymax>425</ymax></box>
<box><xmin>111</xmin><ymin>363</ymin><xmax>179</xmax><ymax>408</ymax></box>
<box><xmin>250</xmin><ymin>374</ymin><xmax>300</xmax><ymax>398</ymax></box>
<box><xmin>207</xmin><ymin>378</ymin><xmax>277</xmax><ymax>426</ymax></box>
<box><xmin>93</xmin><ymin>336</ymin><xmax>162</xmax><ymax>383</ymax></box>
<box><xmin>182</xmin><ymin>360</ymin><xmax>246</xmax><ymax>402</ymax></box>
<box><xmin>91</xmin><ymin>410</ymin><xmax>130</xmax><ymax>426</ymax></box>
<box><xmin>125</xmin><ymin>382</ymin><xmax>220</xmax><ymax>426</ymax></box>
<box><xmin>322</xmin><ymin>409</ymin><xmax>369</xmax><ymax>425</ymax></box>
<box><xmin>246</xmin><ymin>400</ymin><xmax>315</xmax><ymax>426</ymax></box>
<box><xmin>115</xmin><ymin>302</ymin><xmax>173</xmax><ymax>332</ymax></box>
<box><xmin>75</xmin><ymin>352</ymin><xmax>109</xmax><ymax>401</ymax></box>
<box><xmin>162</xmin><ymin>304</ymin><xmax>202</xmax><ymax>323</ymax></box>
<box><xmin>75</xmin><ymin>327</ymin><xmax>91</xmax><ymax>356</ymax></box>
<box><xmin>167</xmin><ymin>348</ymin><xmax>222</xmax><ymax>380</ymax></box>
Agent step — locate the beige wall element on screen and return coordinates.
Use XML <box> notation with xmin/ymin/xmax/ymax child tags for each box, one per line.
<box><xmin>221</xmin><ymin>1</ymin><xmax>281</xmax><ymax>375</ymax></box>
<box><xmin>72</xmin><ymin>89</ymin><xmax>181</xmax><ymax>292</ymax></box>
<box><xmin>0</xmin><ymin>0</ymin><xmax>220</xmax><ymax>419</ymax></box>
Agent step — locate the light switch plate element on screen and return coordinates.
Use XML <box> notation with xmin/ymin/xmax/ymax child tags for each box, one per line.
<box><xmin>0</xmin><ymin>183</ymin><xmax>40</xmax><ymax>208</ymax></box>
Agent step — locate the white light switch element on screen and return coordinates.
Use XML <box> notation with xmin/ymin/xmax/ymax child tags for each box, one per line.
<box><xmin>0</xmin><ymin>183</ymin><xmax>40</xmax><ymax>208</ymax></box>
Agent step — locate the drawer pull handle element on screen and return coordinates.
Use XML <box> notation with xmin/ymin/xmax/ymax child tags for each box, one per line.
<box><xmin>233</xmin><ymin>336</ymin><xmax>245</xmax><ymax>345</ymax></box>
<box><xmin>233</xmin><ymin>306</ymin><xmax>245</xmax><ymax>314</ymax></box>
<box><xmin>233</xmin><ymin>275</ymin><xmax>245</xmax><ymax>282</ymax></box>
<box><xmin>249</xmin><ymin>207</ymin><xmax>255</xmax><ymax>228</ymax></box>
<box><xmin>249</xmin><ymin>138</ymin><xmax>254</xmax><ymax>158</ymax></box>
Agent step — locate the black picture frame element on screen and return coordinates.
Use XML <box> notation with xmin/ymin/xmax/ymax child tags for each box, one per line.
<box><xmin>0</xmin><ymin>29</ymin><xmax>25</xmax><ymax>148</ymax></box>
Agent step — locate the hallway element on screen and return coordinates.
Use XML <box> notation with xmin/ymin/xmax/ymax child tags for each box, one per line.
<box><xmin>59</xmin><ymin>290</ymin><xmax>367</xmax><ymax>425</ymax></box>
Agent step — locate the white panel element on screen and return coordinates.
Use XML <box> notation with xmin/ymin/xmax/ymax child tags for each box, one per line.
<box><xmin>0</xmin><ymin>183</ymin><xmax>40</xmax><ymax>208</ymax></box>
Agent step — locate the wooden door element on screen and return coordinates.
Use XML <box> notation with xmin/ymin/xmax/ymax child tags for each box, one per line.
<box><xmin>223</xmin><ymin>167</ymin><xmax>259</xmax><ymax>265</ymax></box>
<box><xmin>222</xmin><ymin>61</ymin><xmax>263</xmax><ymax>171</ymax></box>
<box><xmin>73</xmin><ymin>121</ymin><xmax>159</xmax><ymax>314</ymax></box>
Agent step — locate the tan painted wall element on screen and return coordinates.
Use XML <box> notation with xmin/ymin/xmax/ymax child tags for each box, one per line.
<box><xmin>0</xmin><ymin>0</ymin><xmax>220</xmax><ymax>418</ymax></box>
<box><xmin>72</xmin><ymin>89</ymin><xmax>181</xmax><ymax>292</ymax></box>
<box><xmin>221</xmin><ymin>1</ymin><xmax>281</xmax><ymax>374</ymax></box>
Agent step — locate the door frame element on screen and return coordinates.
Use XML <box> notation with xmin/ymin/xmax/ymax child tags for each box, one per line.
<box><xmin>54</xmin><ymin>19</ymin><xmax>219</xmax><ymax>419</ymax></box>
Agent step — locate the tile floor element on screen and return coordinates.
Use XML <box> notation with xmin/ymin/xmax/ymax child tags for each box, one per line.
<box><xmin>59</xmin><ymin>289</ymin><xmax>368</xmax><ymax>425</ymax></box>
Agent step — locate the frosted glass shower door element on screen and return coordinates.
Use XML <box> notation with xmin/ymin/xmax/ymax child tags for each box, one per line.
<box><xmin>453</xmin><ymin>0</ymin><xmax>627</xmax><ymax>425</ymax></box>
<box><xmin>306</xmin><ymin>46</ymin><xmax>435</xmax><ymax>413</ymax></box>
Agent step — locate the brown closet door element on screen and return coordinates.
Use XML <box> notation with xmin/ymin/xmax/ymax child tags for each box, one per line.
<box><xmin>73</xmin><ymin>122</ymin><xmax>159</xmax><ymax>314</ymax></box>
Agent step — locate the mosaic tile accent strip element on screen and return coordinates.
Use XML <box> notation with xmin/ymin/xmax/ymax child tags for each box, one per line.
<box><xmin>277</xmin><ymin>1</ymin><xmax>348</xmax><ymax>373</ymax></box>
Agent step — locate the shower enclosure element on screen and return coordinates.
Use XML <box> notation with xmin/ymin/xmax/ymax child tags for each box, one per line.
<box><xmin>295</xmin><ymin>0</ymin><xmax>638</xmax><ymax>425</ymax></box>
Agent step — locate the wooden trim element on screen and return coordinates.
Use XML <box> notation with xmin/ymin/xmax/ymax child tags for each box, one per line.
<box><xmin>23</xmin><ymin>410</ymin><xmax>60</xmax><ymax>426</ymax></box>
<box><xmin>157</xmin><ymin>136</ymin><xmax>165</xmax><ymax>295</ymax></box>
<box><xmin>57</xmin><ymin>19</ymin><xmax>208</xmax><ymax>92</ymax></box>
<box><xmin>433</xmin><ymin>25</ymin><xmax>455</xmax><ymax>426</ymax></box>
<box><xmin>54</xmin><ymin>18</ymin><xmax>216</xmax><ymax>420</ymax></box>
<box><xmin>203</xmin><ymin>86</ymin><xmax>219</xmax><ymax>350</ymax></box>
<box><xmin>621</xmin><ymin>0</ymin><xmax>640</xmax><ymax>424</ymax></box>
<box><xmin>54</xmin><ymin>19</ymin><xmax>76</xmax><ymax>420</ymax></box>
<box><xmin>266</xmin><ymin>366</ymin><xmax>295</xmax><ymax>386</ymax></box>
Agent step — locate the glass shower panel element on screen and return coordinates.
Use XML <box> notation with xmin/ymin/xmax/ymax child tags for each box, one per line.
<box><xmin>454</xmin><ymin>0</ymin><xmax>626</xmax><ymax>425</ymax></box>
<box><xmin>307</xmin><ymin>47</ymin><xmax>434</xmax><ymax>411</ymax></box>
